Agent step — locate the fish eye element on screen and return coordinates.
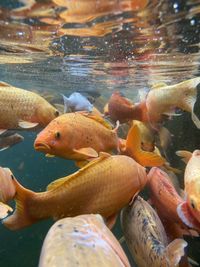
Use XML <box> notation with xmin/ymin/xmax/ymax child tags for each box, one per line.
<box><xmin>190</xmin><ymin>199</ymin><xmax>196</xmax><ymax>209</ymax></box>
<box><xmin>54</xmin><ymin>110</ymin><xmax>60</xmax><ymax>117</ymax></box>
<box><xmin>55</xmin><ymin>131</ymin><xmax>61</xmax><ymax>139</ymax></box>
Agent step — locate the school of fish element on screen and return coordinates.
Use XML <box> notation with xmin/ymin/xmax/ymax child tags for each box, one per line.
<box><xmin>1</xmin><ymin>77</ymin><xmax>200</xmax><ymax>266</ymax></box>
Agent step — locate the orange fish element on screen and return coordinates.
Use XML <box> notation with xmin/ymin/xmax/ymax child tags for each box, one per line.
<box><xmin>0</xmin><ymin>81</ymin><xmax>59</xmax><ymax>133</ymax></box>
<box><xmin>176</xmin><ymin>150</ymin><xmax>200</xmax><ymax>226</ymax></box>
<box><xmin>105</xmin><ymin>91</ymin><xmax>147</xmax><ymax>123</ymax></box>
<box><xmin>39</xmin><ymin>214</ymin><xmax>130</xmax><ymax>267</ymax></box>
<box><xmin>145</xmin><ymin>78</ymin><xmax>200</xmax><ymax>128</ymax></box>
<box><xmin>121</xmin><ymin>124</ymin><xmax>165</xmax><ymax>167</ymax></box>
<box><xmin>34</xmin><ymin>112</ymin><xmax>119</xmax><ymax>161</ymax></box>
<box><xmin>3</xmin><ymin>154</ymin><xmax>147</xmax><ymax>230</ymax></box>
<box><xmin>147</xmin><ymin>167</ymin><xmax>200</xmax><ymax>231</ymax></box>
<box><xmin>34</xmin><ymin>112</ymin><xmax>164</xmax><ymax>167</ymax></box>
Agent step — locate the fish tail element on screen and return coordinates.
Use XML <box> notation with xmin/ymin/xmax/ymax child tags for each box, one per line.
<box><xmin>165</xmin><ymin>238</ymin><xmax>188</xmax><ymax>266</ymax></box>
<box><xmin>2</xmin><ymin>177</ymin><xmax>36</xmax><ymax>230</ymax></box>
<box><xmin>126</xmin><ymin>125</ymin><xmax>165</xmax><ymax>167</ymax></box>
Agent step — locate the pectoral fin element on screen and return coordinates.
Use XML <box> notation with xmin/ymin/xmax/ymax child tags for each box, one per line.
<box><xmin>0</xmin><ymin>129</ymin><xmax>7</xmax><ymax>135</ymax></box>
<box><xmin>0</xmin><ymin>202</ymin><xmax>13</xmax><ymax>219</ymax></box>
<box><xmin>45</xmin><ymin>154</ymin><xmax>55</xmax><ymax>158</ymax></box>
<box><xmin>18</xmin><ymin>120</ymin><xmax>38</xmax><ymax>129</ymax></box>
<box><xmin>176</xmin><ymin>150</ymin><xmax>192</xmax><ymax>164</ymax></box>
<box><xmin>165</xmin><ymin>238</ymin><xmax>187</xmax><ymax>266</ymax></box>
<box><xmin>73</xmin><ymin>147</ymin><xmax>98</xmax><ymax>158</ymax></box>
<box><xmin>0</xmin><ymin>146</ymin><xmax>10</xmax><ymax>151</ymax></box>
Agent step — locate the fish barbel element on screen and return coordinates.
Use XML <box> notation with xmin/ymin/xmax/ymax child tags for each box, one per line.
<box><xmin>39</xmin><ymin>214</ymin><xmax>130</xmax><ymax>267</ymax></box>
<box><xmin>3</xmin><ymin>154</ymin><xmax>147</xmax><ymax>230</ymax></box>
<box><xmin>121</xmin><ymin>196</ymin><xmax>187</xmax><ymax>267</ymax></box>
<box><xmin>0</xmin><ymin>81</ymin><xmax>59</xmax><ymax>131</ymax></box>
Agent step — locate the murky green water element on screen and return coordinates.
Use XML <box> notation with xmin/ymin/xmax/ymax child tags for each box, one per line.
<box><xmin>0</xmin><ymin>0</ymin><xmax>200</xmax><ymax>266</ymax></box>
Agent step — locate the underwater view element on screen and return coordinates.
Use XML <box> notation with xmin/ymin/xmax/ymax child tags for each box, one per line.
<box><xmin>1</xmin><ymin>0</ymin><xmax>200</xmax><ymax>266</ymax></box>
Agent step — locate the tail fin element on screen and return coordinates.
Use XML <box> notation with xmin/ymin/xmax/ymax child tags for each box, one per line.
<box><xmin>165</xmin><ymin>238</ymin><xmax>187</xmax><ymax>266</ymax></box>
<box><xmin>2</xmin><ymin>177</ymin><xmax>36</xmax><ymax>230</ymax></box>
<box><xmin>125</xmin><ymin>125</ymin><xmax>165</xmax><ymax>167</ymax></box>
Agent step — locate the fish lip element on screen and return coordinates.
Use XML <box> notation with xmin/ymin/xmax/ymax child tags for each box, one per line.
<box><xmin>34</xmin><ymin>142</ymin><xmax>51</xmax><ymax>151</ymax></box>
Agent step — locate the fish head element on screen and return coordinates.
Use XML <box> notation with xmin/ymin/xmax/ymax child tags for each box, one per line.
<box><xmin>187</xmin><ymin>193</ymin><xmax>200</xmax><ymax>223</ymax></box>
<box><xmin>36</xmin><ymin>102</ymin><xmax>60</xmax><ymax>126</ymax></box>
<box><xmin>0</xmin><ymin>167</ymin><xmax>16</xmax><ymax>203</ymax></box>
<box><xmin>34</xmin><ymin>118</ymin><xmax>70</xmax><ymax>157</ymax></box>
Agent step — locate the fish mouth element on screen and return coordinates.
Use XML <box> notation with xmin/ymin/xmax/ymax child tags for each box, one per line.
<box><xmin>34</xmin><ymin>142</ymin><xmax>51</xmax><ymax>152</ymax></box>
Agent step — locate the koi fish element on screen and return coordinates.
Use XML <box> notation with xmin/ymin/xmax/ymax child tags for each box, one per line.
<box><xmin>39</xmin><ymin>214</ymin><xmax>130</xmax><ymax>267</ymax></box>
<box><xmin>131</xmin><ymin>120</ymin><xmax>155</xmax><ymax>152</ymax></box>
<box><xmin>0</xmin><ymin>81</ymin><xmax>60</xmax><ymax>133</ymax></box>
<box><xmin>121</xmin><ymin>124</ymin><xmax>165</xmax><ymax>167</ymax></box>
<box><xmin>0</xmin><ymin>132</ymin><xmax>24</xmax><ymax>151</ymax></box>
<box><xmin>0</xmin><ymin>167</ymin><xmax>16</xmax><ymax>219</ymax></box>
<box><xmin>105</xmin><ymin>91</ymin><xmax>147</xmax><ymax>123</ymax></box>
<box><xmin>147</xmin><ymin>167</ymin><xmax>200</xmax><ymax>231</ymax></box>
<box><xmin>34</xmin><ymin>112</ymin><xmax>164</xmax><ymax>167</ymax></box>
<box><xmin>62</xmin><ymin>92</ymin><xmax>93</xmax><ymax>113</ymax></box>
<box><xmin>3</xmin><ymin>154</ymin><xmax>147</xmax><ymax>230</ymax></box>
<box><xmin>34</xmin><ymin>112</ymin><xmax>118</xmax><ymax>161</ymax></box>
<box><xmin>121</xmin><ymin>196</ymin><xmax>187</xmax><ymax>267</ymax></box>
<box><xmin>176</xmin><ymin>150</ymin><xmax>200</xmax><ymax>225</ymax></box>
<box><xmin>146</xmin><ymin>77</ymin><xmax>200</xmax><ymax>128</ymax></box>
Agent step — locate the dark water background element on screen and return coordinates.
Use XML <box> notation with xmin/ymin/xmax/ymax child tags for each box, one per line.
<box><xmin>0</xmin><ymin>0</ymin><xmax>200</xmax><ymax>266</ymax></box>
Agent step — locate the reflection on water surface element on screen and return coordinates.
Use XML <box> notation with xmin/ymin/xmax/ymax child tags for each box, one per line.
<box><xmin>0</xmin><ymin>0</ymin><xmax>200</xmax><ymax>266</ymax></box>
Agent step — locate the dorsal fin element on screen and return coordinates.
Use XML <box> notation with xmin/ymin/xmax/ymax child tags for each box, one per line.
<box><xmin>0</xmin><ymin>81</ymin><xmax>12</xmax><ymax>87</ymax></box>
<box><xmin>47</xmin><ymin>152</ymin><xmax>111</xmax><ymax>191</ymax></box>
<box><xmin>176</xmin><ymin>150</ymin><xmax>192</xmax><ymax>164</ymax></box>
<box><xmin>80</xmin><ymin>112</ymin><xmax>113</xmax><ymax>129</ymax></box>
<box><xmin>151</xmin><ymin>82</ymin><xmax>167</xmax><ymax>90</ymax></box>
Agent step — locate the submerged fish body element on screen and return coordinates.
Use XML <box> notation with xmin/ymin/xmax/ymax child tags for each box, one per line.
<box><xmin>62</xmin><ymin>92</ymin><xmax>93</xmax><ymax>112</ymax></box>
<box><xmin>121</xmin><ymin>196</ymin><xmax>187</xmax><ymax>267</ymax></box>
<box><xmin>147</xmin><ymin>167</ymin><xmax>183</xmax><ymax>224</ymax></box>
<box><xmin>34</xmin><ymin>112</ymin><xmax>119</xmax><ymax>160</ymax></box>
<box><xmin>39</xmin><ymin>214</ymin><xmax>130</xmax><ymax>267</ymax></box>
<box><xmin>106</xmin><ymin>91</ymin><xmax>146</xmax><ymax>123</ymax></box>
<box><xmin>145</xmin><ymin>77</ymin><xmax>200</xmax><ymax>127</ymax></box>
<box><xmin>0</xmin><ymin>132</ymin><xmax>24</xmax><ymax>151</ymax></box>
<box><xmin>176</xmin><ymin>150</ymin><xmax>200</xmax><ymax>224</ymax></box>
<box><xmin>3</xmin><ymin>154</ymin><xmax>147</xmax><ymax>230</ymax></box>
<box><xmin>0</xmin><ymin>81</ymin><xmax>59</xmax><ymax>130</ymax></box>
<box><xmin>131</xmin><ymin>120</ymin><xmax>155</xmax><ymax>152</ymax></box>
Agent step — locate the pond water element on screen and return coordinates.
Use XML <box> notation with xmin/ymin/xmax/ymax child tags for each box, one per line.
<box><xmin>0</xmin><ymin>0</ymin><xmax>200</xmax><ymax>266</ymax></box>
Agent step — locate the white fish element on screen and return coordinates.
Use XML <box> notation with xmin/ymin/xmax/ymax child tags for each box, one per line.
<box><xmin>62</xmin><ymin>92</ymin><xmax>93</xmax><ymax>113</ymax></box>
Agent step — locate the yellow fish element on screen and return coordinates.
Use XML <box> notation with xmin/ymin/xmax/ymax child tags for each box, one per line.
<box><xmin>146</xmin><ymin>77</ymin><xmax>200</xmax><ymax>128</ymax></box>
<box><xmin>3</xmin><ymin>153</ymin><xmax>147</xmax><ymax>230</ymax></box>
<box><xmin>0</xmin><ymin>81</ymin><xmax>59</xmax><ymax>133</ymax></box>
